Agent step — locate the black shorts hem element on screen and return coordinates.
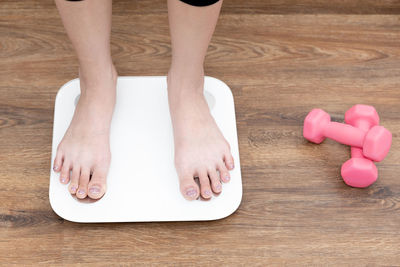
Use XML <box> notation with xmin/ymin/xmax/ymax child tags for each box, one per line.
<box><xmin>179</xmin><ymin>0</ymin><xmax>220</xmax><ymax>7</ymax></box>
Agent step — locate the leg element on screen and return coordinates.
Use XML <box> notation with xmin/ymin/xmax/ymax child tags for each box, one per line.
<box><xmin>53</xmin><ymin>0</ymin><xmax>117</xmax><ymax>199</ymax></box>
<box><xmin>167</xmin><ymin>0</ymin><xmax>234</xmax><ymax>200</ymax></box>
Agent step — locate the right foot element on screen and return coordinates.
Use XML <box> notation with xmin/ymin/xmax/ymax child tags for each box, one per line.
<box><xmin>53</xmin><ymin>64</ymin><xmax>117</xmax><ymax>200</ymax></box>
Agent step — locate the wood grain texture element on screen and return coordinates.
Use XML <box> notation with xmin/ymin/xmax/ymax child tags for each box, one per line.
<box><xmin>2</xmin><ymin>0</ymin><xmax>400</xmax><ymax>14</ymax></box>
<box><xmin>1</xmin><ymin>0</ymin><xmax>399</xmax><ymax>266</ymax></box>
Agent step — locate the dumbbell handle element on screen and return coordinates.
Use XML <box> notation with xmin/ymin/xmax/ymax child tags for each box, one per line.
<box><xmin>351</xmin><ymin>146</ymin><xmax>365</xmax><ymax>158</ymax></box>
<box><xmin>350</xmin><ymin>120</ymin><xmax>373</xmax><ymax>158</ymax></box>
<box><xmin>323</xmin><ymin>122</ymin><xmax>366</xmax><ymax>148</ymax></box>
<box><xmin>351</xmin><ymin>147</ymin><xmax>364</xmax><ymax>158</ymax></box>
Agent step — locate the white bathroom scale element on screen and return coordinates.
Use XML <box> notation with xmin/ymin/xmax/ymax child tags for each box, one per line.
<box><xmin>49</xmin><ymin>76</ymin><xmax>242</xmax><ymax>223</ymax></box>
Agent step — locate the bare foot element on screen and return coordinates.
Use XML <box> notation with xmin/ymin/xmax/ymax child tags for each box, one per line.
<box><xmin>53</xmin><ymin>64</ymin><xmax>117</xmax><ymax>200</ymax></box>
<box><xmin>167</xmin><ymin>69</ymin><xmax>234</xmax><ymax>200</ymax></box>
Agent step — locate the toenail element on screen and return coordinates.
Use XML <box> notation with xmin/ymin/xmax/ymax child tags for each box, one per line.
<box><xmin>53</xmin><ymin>165</ymin><xmax>58</xmax><ymax>171</ymax></box>
<box><xmin>229</xmin><ymin>164</ymin><xmax>234</xmax><ymax>169</ymax></box>
<box><xmin>60</xmin><ymin>178</ymin><xmax>66</xmax><ymax>183</ymax></box>
<box><xmin>89</xmin><ymin>187</ymin><xmax>101</xmax><ymax>194</ymax></box>
<box><xmin>216</xmin><ymin>184</ymin><xmax>222</xmax><ymax>191</ymax></box>
<box><xmin>77</xmin><ymin>189</ymin><xmax>85</xmax><ymax>195</ymax></box>
<box><xmin>186</xmin><ymin>188</ymin><xmax>197</xmax><ymax>198</ymax></box>
<box><xmin>71</xmin><ymin>186</ymin><xmax>77</xmax><ymax>193</ymax></box>
<box><xmin>204</xmin><ymin>190</ymin><xmax>212</xmax><ymax>197</ymax></box>
<box><xmin>225</xmin><ymin>175</ymin><xmax>230</xmax><ymax>181</ymax></box>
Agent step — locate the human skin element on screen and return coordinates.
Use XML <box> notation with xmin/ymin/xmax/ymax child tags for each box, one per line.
<box><xmin>53</xmin><ymin>0</ymin><xmax>234</xmax><ymax>200</ymax></box>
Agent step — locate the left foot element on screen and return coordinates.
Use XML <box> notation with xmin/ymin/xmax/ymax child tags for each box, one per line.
<box><xmin>167</xmin><ymin>69</ymin><xmax>234</xmax><ymax>200</ymax></box>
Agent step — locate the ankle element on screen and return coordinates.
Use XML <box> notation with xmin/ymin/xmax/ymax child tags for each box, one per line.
<box><xmin>167</xmin><ymin>67</ymin><xmax>204</xmax><ymax>95</ymax></box>
<box><xmin>78</xmin><ymin>64</ymin><xmax>118</xmax><ymax>101</ymax></box>
<box><xmin>79</xmin><ymin>62</ymin><xmax>117</xmax><ymax>88</ymax></box>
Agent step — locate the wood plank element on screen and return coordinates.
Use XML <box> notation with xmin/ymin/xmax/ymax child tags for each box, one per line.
<box><xmin>0</xmin><ymin>1</ymin><xmax>399</xmax><ymax>265</ymax></box>
<box><xmin>1</xmin><ymin>0</ymin><xmax>400</xmax><ymax>15</ymax></box>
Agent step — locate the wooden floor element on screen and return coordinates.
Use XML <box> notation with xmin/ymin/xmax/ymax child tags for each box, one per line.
<box><xmin>1</xmin><ymin>0</ymin><xmax>399</xmax><ymax>265</ymax></box>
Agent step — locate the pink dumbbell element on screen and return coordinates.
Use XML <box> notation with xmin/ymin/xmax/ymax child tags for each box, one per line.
<box><xmin>303</xmin><ymin>108</ymin><xmax>392</xmax><ymax>162</ymax></box>
<box><xmin>341</xmin><ymin>105</ymin><xmax>379</xmax><ymax>188</ymax></box>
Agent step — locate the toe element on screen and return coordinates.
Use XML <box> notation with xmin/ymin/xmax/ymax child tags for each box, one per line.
<box><xmin>76</xmin><ymin>168</ymin><xmax>90</xmax><ymax>199</ymax></box>
<box><xmin>59</xmin><ymin>160</ymin><xmax>71</xmax><ymax>184</ymax></box>
<box><xmin>218</xmin><ymin>163</ymin><xmax>231</xmax><ymax>183</ymax></box>
<box><xmin>208</xmin><ymin>169</ymin><xmax>222</xmax><ymax>193</ymax></box>
<box><xmin>224</xmin><ymin>152</ymin><xmax>235</xmax><ymax>170</ymax></box>
<box><xmin>87</xmin><ymin>168</ymin><xmax>107</xmax><ymax>199</ymax></box>
<box><xmin>69</xmin><ymin>167</ymin><xmax>80</xmax><ymax>194</ymax></box>
<box><xmin>178</xmin><ymin>172</ymin><xmax>200</xmax><ymax>201</ymax></box>
<box><xmin>198</xmin><ymin>171</ymin><xmax>212</xmax><ymax>199</ymax></box>
<box><xmin>53</xmin><ymin>150</ymin><xmax>63</xmax><ymax>172</ymax></box>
